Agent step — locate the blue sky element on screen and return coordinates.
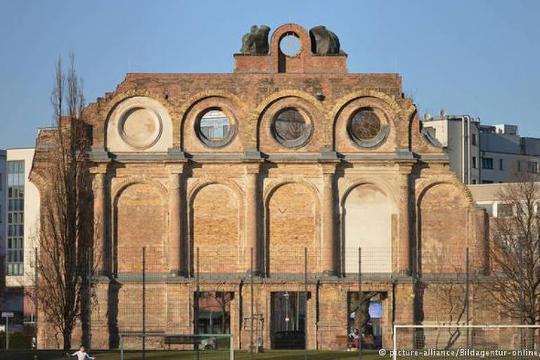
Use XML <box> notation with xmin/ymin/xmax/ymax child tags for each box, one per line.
<box><xmin>1</xmin><ymin>0</ymin><xmax>539</xmax><ymax>148</ymax></box>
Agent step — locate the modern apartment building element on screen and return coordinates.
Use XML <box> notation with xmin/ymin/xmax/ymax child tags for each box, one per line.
<box><xmin>0</xmin><ymin>148</ymin><xmax>40</xmax><ymax>328</ymax></box>
<box><xmin>423</xmin><ymin>113</ymin><xmax>540</xmax><ymax>184</ymax></box>
<box><xmin>0</xmin><ymin>150</ymin><xmax>6</xmax><ymax>293</ymax></box>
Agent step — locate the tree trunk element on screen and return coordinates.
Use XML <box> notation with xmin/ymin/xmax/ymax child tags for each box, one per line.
<box><xmin>63</xmin><ymin>328</ymin><xmax>72</xmax><ymax>351</ymax></box>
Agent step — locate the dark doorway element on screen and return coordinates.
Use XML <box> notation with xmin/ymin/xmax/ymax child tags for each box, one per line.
<box><xmin>347</xmin><ymin>292</ymin><xmax>386</xmax><ymax>349</ymax></box>
<box><xmin>270</xmin><ymin>292</ymin><xmax>307</xmax><ymax>349</ymax></box>
<box><xmin>195</xmin><ymin>291</ymin><xmax>233</xmax><ymax>334</ymax></box>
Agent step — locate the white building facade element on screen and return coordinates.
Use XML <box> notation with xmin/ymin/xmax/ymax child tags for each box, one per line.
<box><xmin>423</xmin><ymin>114</ymin><xmax>540</xmax><ymax>184</ymax></box>
<box><xmin>1</xmin><ymin>148</ymin><xmax>40</xmax><ymax>326</ymax></box>
<box><xmin>0</xmin><ymin>150</ymin><xmax>6</xmax><ymax>292</ymax></box>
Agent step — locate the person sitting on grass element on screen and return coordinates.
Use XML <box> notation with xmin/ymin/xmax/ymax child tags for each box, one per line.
<box><xmin>348</xmin><ymin>328</ymin><xmax>360</xmax><ymax>350</ymax></box>
<box><xmin>66</xmin><ymin>345</ymin><xmax>95</xmax><ymax>360</ymax></box>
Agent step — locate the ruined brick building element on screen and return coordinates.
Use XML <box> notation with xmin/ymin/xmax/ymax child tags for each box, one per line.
<box><xmin>31</xmin><ymin>24</ymin><xmax>493</xmax><ymax>350</ymax></box>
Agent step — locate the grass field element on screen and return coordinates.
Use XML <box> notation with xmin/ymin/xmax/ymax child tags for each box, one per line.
<box><xmin>0</xmin><ymin>349</ymin><xmax>382</xmax><ymax>360</ymax></box>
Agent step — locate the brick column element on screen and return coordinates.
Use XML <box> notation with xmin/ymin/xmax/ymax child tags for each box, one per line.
<box><xmin>92</xmin><ymin>168</ymin><xmax>107</xmax><ymax>274</ymax></box>
<box><xmin>321</xmin><ymin>164</ymin><xmax>337</xmax><ymax>275</ymax></box>
<box><xmin>168</xmin><ymin>165</ymin><xmax>184</xmax><ymax>275</ymax></box>
<box><xmin>397</xmin><ymin>164</ymin><xmax>413</xmax><ymax>274</ymax></box>
<box><xmin>245</xmin><ymin>164</ymin><xmax>260</xmax><ymax>273</ymax></box>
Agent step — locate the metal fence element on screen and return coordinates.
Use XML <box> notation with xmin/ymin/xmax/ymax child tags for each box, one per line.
<box><xmin>5</xmin><ymin>244</ymin><xmax>523</xmax><ymax>359</ymax></box>
<box><xmin>101</xmin><ymin>245</ymin><xmax>484</xmax><ymax>358</ymax></box>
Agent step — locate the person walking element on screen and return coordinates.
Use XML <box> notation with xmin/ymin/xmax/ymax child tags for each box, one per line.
<box><xmin>67</xmin><ymin>345</ymin><xmax>95</xmax><ymax>360</ymax></box>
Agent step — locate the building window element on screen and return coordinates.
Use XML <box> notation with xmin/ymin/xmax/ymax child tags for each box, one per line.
<box><xmin>472</xmin><ymin>156</ymin><xmax>477</xmax><ymax>169</ymax></box>
<box><xmin>471</xmin><ymin>134</ymin><xmax>477</xmax><ymax>146</ymax></box>
<box><xmin>7</xmin><ymin>160</ymin><xmax>24</xmax><ymax>276</ymax></box>
<box><xmin>497</xmin><ymin>203</ymin><xmax>514</xmax><ymax>218</ymax></box>
<box><xmin>347</xmin><ymin>107</ymin><xmax>388</xmax><ymax>148</ymax></box>
<box><xmin>528</xmin><ymin>161</ymin><xmax>538</xmax><ymax>174</ymax></box>
<box><xmin>271</xmin><ymin>108</ymin><xmax>312</xmax><ymax>148</ymax></box>
<box><xmin>499</xmin><ymin>159</ymin><xmax>504</xmax><ymax>170</ymax></box>
<box><xmin>482</xmin><ymin>157</ymin><xmax>494</xmax><ymax>169</ymax></box>
<box><xmin>477</xmin><ymin>203</ymin><xmax>493</xmax><ymax>217</ymax></box>
<box><xmin>197</xmin><ymin>109</ymin><xmax>235</xmax><ymax>148</ymax></box>
<box><xmin>482</xmin><ymin>180</ymin><xmax>494</xmax><ymax>184</ymax></box>
<box><xmin>472</xmin><ymin>179</ymin><xmax>477</xmax><ymax>184</ymax></box>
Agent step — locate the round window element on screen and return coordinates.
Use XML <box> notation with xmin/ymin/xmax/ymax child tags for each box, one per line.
<box><xmin>279</xmin><ymin>33</ymin><xmax>301</xmax><ymax>57</ymax></box>
<box><xmin>119</xmin><ymin>107</ymin><xmax>162</xmax><ymax>149</ymax></box>
<box><xmin>197</xmin><ymin>109</ymin><xmax>234</xmax><ymax>148</ymax></box>
<box><xmin>348</xmin><ymin>108</ymin><xmax>387</xmax><ymax>147</ymax></box>
<box><xmin>272</xmin><ymin>108</ymin><xmax>311</xmax><ymax>148</ymax></box>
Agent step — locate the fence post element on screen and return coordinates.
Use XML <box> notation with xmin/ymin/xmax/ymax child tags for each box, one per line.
<box><xmin>250</xmin><ymin>247</ymin><xmax>254</xmax><ymax>355</ymax></box>
<box><xmin>304</xmin><ymin>247</ymin><xmax>308</xmax><ymax>360</ymax></box>
<box><xmin>86</xmin><ymin>249</ymin><xmax>92</xmax><ymax>349</ymax></box>
<box><xmin>358</xmin><ymin>247</ymin><xmax>362</xmax><ymax>360</ymax></box>
<box><xmin>196</xmin><ymin>247</ymin><xmax>200</xmax><ymax>360</ymax></box>
<box><xmin>34</xmin><ymin>247</ymin><xmax>38</xmax><ymax>354</ymax></box>
<box><xmin>120</xmin><ymin>335</ymin><xmax>124</xmax><ymax>360</ymax></box>
<box><xmin>230</xmin><ymin>334</ymin><xmax>235</xmax><ymax>360</ymax></box>
<box><xmin>465</xmin><ymin>247</ymin><xmax>470</xmax><ymax>348</ymax></box>
<box><xmin>142</xmin><ymin>246</ymin><xmax>146</xmax><ymax>360</ymax></box>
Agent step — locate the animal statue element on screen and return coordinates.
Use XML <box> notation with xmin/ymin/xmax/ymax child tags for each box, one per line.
<box><xmin>309</xmin><ymin>25</ymin><xmax>343</xmax><ymax>55</ymax></box>
<box><xmin>240</xmin><ymin>25</ymin><xmax>271</xmax><ymax>55</ymax></box>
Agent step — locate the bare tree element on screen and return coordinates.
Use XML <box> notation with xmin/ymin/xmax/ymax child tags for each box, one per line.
<box><xmin>428</xmin><ymin>251</ymin><xmax>477</xmax><ymax>349</ymax></box>
<box><xmin>349</xmin><ymin>290</ymin><xmax>379</xmax><ymax>349</ymax></box>
<box><xmin>35</xmin><ymin>54</ymin><xmax>94</xmax><ymax>350</ymax></box>
<box><xmin>485</xmin><ymin>173</ymin><xmax>540</xmax><ymax>348</ymax></box>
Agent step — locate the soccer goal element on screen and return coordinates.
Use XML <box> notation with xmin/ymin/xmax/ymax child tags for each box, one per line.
<box><xmin>119</xmin><ymin>333</ymin><xmax>234</xmax><ymax>360</ymax></box>
<box><xmin>392</xmin><ymin>324</ymin><xmax>540</xmax><ymax>359</ymax></box>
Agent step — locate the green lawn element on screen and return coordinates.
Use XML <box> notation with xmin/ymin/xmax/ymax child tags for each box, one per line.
<box><xmin>0</xmin><ymin>350</ymin><xmax>382</xmax><ymax>360</ymax></box>
<box><xmin>2</xmin><ymin>350</ymin><xmax>533</xmax><ymax>359</ymax></box>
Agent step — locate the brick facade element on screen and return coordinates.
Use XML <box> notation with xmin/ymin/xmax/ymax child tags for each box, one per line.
<box><xmin>31</xmin><ymin>24</ymin><xmax>494</xmax><ymax>350</ymax></box>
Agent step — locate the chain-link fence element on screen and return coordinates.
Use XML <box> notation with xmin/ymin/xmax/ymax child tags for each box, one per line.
<box><xmin>15</xmin><ymin>242</ymin><xmax>534</xmax><ymax>359</ymax></box>
<box><xmin>95</xmin><ymin>244</ymin><xmax>496</xmax><ymax>359</ymax></box>
<box><xmin>393</xmin><ymin>325</ymin><xmax>540</xmax><ymax>360</ymax></box>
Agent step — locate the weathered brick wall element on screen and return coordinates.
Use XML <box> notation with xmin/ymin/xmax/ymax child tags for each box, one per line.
<box><xmin>30</xmin><ymin>23</ymin><xmax>498</xmax><ymax>351</ymax></box>
<box><xmin>419</xmin><ymin>182</ymin><xmax>471</xmax><ymax>273</ymax></box>
<box><xmin>192</xmin><ymin>183</ymin><xmax>241</xmax><ymax>273</ymax></box>
<box><xmin>117</xmin><ymin>183</ymin><xmax>166</xmax><ymax>273</ymax></box>
<box><xmin>267</xmin><ymin>182</ymin><xmax>318</xmax><ymax>274</ymax></box>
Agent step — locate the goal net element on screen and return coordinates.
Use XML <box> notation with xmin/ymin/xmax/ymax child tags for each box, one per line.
<box><xmin>119</xmin><ymin>333</ymin><xmax>234</xmax><ymax>360</ymax></box>
<box><xmin>392</xmin><ymin>325</ymin><xmax>540</xmax><ymax>359</ymax></box>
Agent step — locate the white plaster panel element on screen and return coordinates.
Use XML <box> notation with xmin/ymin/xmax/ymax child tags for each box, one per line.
<box><xmin>106</xmin><ymin>96</ymin><xmax>172</xmax><ymax>153</ymax></box>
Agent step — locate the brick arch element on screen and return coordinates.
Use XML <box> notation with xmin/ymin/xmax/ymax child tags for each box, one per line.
<box><xmin>87</xmin><ymin>87</ymin><xmax>174</xmax><ymax>149</ymax></box>
<box><xmin>416</xmin><ymin>179</ymin><xmax>475</xmax><ymax>207</ymax></box>
<box><xmin>180</xmin><ymin>95</ymin><xmax>247</xmax><ymax>153</ymax></box>
<box><xmin>332</xmin><ymin>91</ymin><xmax>401</xmax><ymax>153</ymax></box>
<box><xmin>255</xmin><ymin>90</ymin><xmax>325</xmax><ymax>116</ymax></box>
<box><xmin>188</xmin><ymin>181</ymin><xmax>244</xmax><ymax>274</ymax></box>
<box><xmin>269</xmin><ymin>23</ymin><xmax>311</xmax><ymax>57</ymax></box>
<box><xmin>331</xmin><ymin>90</ymin><xmax>402</xmax><ymax>117</ymax></box>
<box><xmin>178</xmin><ymin>91</ymin><xmax>248</xmax><ymax>150</ymax></box>
<box><xmin>264</xmin><ymin>181</ymin><xmax>321</xmax><ymax>275</ymax></box>
<box><xmin>187</xmin><ymin>179</ymin><xmax>245</xmax><ymax>208</ymax></box>
<box><xmin>255</xmin><ymin>92</ymin><xmax>325</xmax><ymax>153</ymax></box>
<box><xmin>340</xmin><ymin>178</ymin><xmax>398</xmax><ymax>208</ymax></box>
<box><xmin>263</xmin><ymin>179</ymin><xmax>321</xmax><ymax>207</ymax></box>
<box><xmin>113</xmin><ymin>181</ymin><xmax>168</xmax><ymax>274</ymax></box>
<box><xmin>417</xmin><ymin>181</ymin><xmax>471</xmax><ymax>274</ymax></box>
<box><xmin>112</xmin><ymin>177</ymin><xmax>169</xmax><ymax>204</ymax></box>
<box><xmin>104</xmin><ymin>95</ymin><xmax>174</xmax><ymax>153</ymax></box>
